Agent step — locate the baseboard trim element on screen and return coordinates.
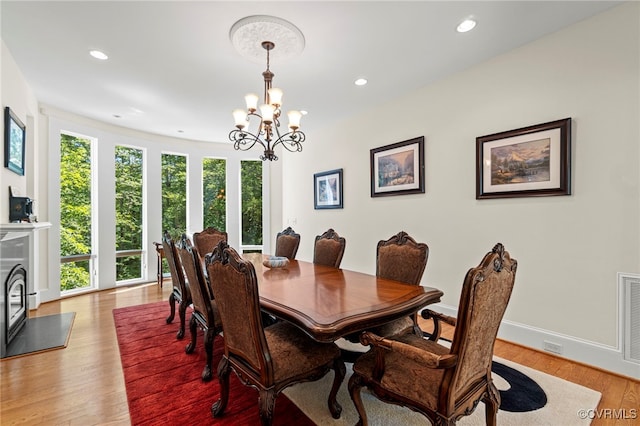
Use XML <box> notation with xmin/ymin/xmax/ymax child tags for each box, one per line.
<box><xmin>429</xmin><ymin>303</ymin><xmax>640</xmax><ymax>380</ymax></box>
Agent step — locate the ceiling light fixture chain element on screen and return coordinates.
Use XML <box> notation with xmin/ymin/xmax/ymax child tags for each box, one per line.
<box><xmin>230</xmin><ymin>41</ymin><xmax>305</xmax><ymax>161</ymax></box>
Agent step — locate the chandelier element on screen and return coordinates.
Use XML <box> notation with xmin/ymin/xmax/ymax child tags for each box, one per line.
<box><xmin>229</xmin><ymin>41</ymin><xmax>306</xmax><ymax>161</ymax></box>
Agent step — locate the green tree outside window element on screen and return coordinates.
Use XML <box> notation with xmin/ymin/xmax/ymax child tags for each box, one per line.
<box><xmin>241</xmin><ymin>160</ymin><xmax>262</xmax><ymax>247</ymax></box>
<box><xmin>115</xmin><ymin>146</ymin><xmax>143</xmax><ymax>281</ymax></box>
<box><xmin>203</xmin><ymin>158</ymin><xmax>226</xmax><ymax>231</ymax></box>
<box><xmin>161</xmin><ymin>153</ymin><xmax>187</xmax><ymax>239</ymax></box>
<box><xmin>59</xmin><ymin>133</ymin><xmax>92</xmax><ymax>291</ymax></box>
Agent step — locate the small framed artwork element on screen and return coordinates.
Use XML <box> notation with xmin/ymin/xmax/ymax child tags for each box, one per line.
<box><xmin>314</xmin><ymin>168</ymin><xmax>343</xmax><ymax>209</ymax></box>
<box><xmin>4</xmin><ymin>107</ymin><xmax>26</xmax><ymax>176</ymax></box>
<box><xmin>476</xmin><ymin>118</ymin><xmax>571</xmax><ymax>199</ymax></box>
<box><xmin>370</xmin><ymin>136</ymin><xmax>424</xmax><ymax>197</ymax></box>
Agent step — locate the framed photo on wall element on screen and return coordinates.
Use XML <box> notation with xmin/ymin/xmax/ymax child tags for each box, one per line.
<box><xmin>476</xmin><ymin>118</ymin><xmax>571</xmax><ymax>199</ymax></box>
<box><xmin>314</xmin><ymin>168</ymin><xmax>343</xmax><ymax>209</ymax></box>
<box><xmin>370</xmin><ymin>136</ymin><xmax>424</xmax><ymax>197</ymax></box>
<box><xmin>4</xmin><ymin>107</ymin><xmax>26</xmax><ymax>176</ymax></box>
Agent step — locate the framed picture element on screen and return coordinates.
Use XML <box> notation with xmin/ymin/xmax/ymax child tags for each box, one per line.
<box><xmin>476</xmin><ymin>118</ymin><xmax>571</xmax><ymax>199</ymax></box>
<box><xmin>4</xmin><ymin>107</ymin><xmax>26</xmax><ymax>176</ymax></box>
<box><xmin>370</xmin><ymin>136</ymin><xmax>424</xmax><ymax>197</ymax></box>
<box><xmin>314</xmin><ymin>168</ymin><xmax>343</xmax><ymax>209</ymax></box>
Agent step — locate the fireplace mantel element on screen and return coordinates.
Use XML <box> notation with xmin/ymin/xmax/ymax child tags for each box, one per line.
<box><xmin>0</xmin><ymin>222</ymin><xmax>51</xmax><ymax>309</ymax></box>
<box><xmin>0</xmin><ymin>221</ymin><xmax>52</xmax><ymax>235</ymax></box>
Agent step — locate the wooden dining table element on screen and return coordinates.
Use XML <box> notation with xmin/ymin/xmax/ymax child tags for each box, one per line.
<box><xmin>244</xmin><ymin>254</ymin><xmax>443</xmax><ymax>342</ymax></box>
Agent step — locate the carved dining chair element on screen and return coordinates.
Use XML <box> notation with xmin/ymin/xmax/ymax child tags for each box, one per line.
<box><xmin>192</xmin><ymin>227</ymin><xmax>228</xmax><ymax>258</ymax></box>
<box><xmin>373</xmin><ymin>231</ymin><xmax>429</xmax><ymax>337</ymax></box>
<box><xmin>313</xmin><ymin>228</ymin><xmax>346</xmax><ymax>268</ymax></box>
<box><xmin>344</xmin><ymin>231</ymin><xmax>429</xmax><ymax>344</ymax></box>
<box><xmin>205</xmin><ymin>240</ymin><xmax>346</xmax><ymax>425</ymax></box>
<box><xmin>175</xmin><ymin>234</ymin><xmax>222</xmax><ymax>381</ymax></box>
<box><xmin>274</xmin><ymin>226</ymin><xmax>301</xmax><ymax>259</ymax></box>
<box><xmin>349</xmin><ymin>243</ymin><xmax>517</xmax><ymax>426</ymax></box>
<box><xmin>162</xmin><ymin>231</ymin><xmax>191</xmax><ymax>340</ymax></box>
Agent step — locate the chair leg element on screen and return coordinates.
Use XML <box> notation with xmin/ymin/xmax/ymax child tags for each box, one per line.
<box><xmin>212</xmin><ymin>356</ymin><xmax>230</xmax><ymax>418</ymax></box>
<box><xmin>484</xmin><ymin>382</ymin><xmax>500</xmax><ymax>426</ymax></box>
<box><xmin>201</xmin><ymin>329</ymin><xmax>214</xmax><ymax>382</ymax></box>
<box><xmin>185</xmin><ymin>315</ymin><xmax>197</xmax><ymax>354</ymax></box>
<box><xmin>166</xmin><ymin>293</ymin><xmax>176</xmax><ymax>324</ymax></box>
<box><xmin>258</xmin><ymin>388</ymin><xmax>277</xmax><ymax>426</ymax></box>
<box><xmin>177</xmin><ymin>300</ymin><xmax>187</xmax><ymax>339</ymax></box>
<box><xmin>328</xmin><ymin>358</ymin><xmax>345</xmax><ymax>419</ymax></box>
<box><xmin>348</xmin><ymin>373</ymin><xmax>368</xmax><ymax>426</ymax></box>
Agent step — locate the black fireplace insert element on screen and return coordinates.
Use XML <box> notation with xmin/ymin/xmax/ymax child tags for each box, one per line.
<box><xmin>5</xmin><ymin>264</ymin><xmax>27</xmax><ymax>344</ymax></box>
<box><xmin>1</xmin><ymin>234</ymin><xmax>29</xmax><ymax>357</ymax></box>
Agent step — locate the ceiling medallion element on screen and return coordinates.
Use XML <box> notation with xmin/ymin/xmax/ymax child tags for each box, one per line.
<box><xmin>229</xmin><ymin>15</ymin><xmax>305</xmax><ymax>64</ymax></box>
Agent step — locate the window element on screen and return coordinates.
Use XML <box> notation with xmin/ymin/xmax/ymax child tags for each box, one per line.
<box><xmin>115</xmin><ymin>146</ymin><xmax>144</xmax><ymax>282</ymax></box>
<box><xmin>47</xmin><ymin>117</ymin><xmax>271</xmax><ymax>304</ymax></box>
<box><xmin>161</xmin><ymin>153</ymin><xmax>187</xmax><ymax>239</ymax></box>
<box><xmin>202</xmin><ymin>157</ymin><xmax>226</xmax><ymax>231</ymax></box>
<box><xmin>59</xmin><ymin>133</ymin><xmax>94</xmax><ymax>292</ymax></box>
<box><xmin>240</xmin><ymin>160</ymin><xmax>262</xmax><ymax>253</ymax></box>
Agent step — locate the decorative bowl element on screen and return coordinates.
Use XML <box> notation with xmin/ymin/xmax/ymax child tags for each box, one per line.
<box><xmin>263</xmin><ymin>256</ymin><xmax>289</xmax><ymax>269</ymax></box>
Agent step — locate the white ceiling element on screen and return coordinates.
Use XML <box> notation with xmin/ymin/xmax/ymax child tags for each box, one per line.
<box><xmin>1</xmin><ymin>1</ymin><xmax>621</xmax><ymax>144</ymax></box>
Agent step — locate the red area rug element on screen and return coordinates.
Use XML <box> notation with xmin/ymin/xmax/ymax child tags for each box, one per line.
<box><xmin>113</xmin><ymin>301</ymin><xmax>315</xmax><ymax>425</ymax></box>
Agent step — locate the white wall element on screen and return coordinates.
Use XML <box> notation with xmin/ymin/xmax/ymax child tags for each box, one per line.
<box><xmin>1</xmin><ymin>40</ymin><xmax>48</xmax><ymax>307</ymax></box>
<box><xmin>1</xmin><ymin>41</ymin><xmax>39</xmax><ymax>220</ymax></box>
<box><xmin>281</xmin><ymin>3</ymin><xmax>639</xmax><ymax>377</ymax></box>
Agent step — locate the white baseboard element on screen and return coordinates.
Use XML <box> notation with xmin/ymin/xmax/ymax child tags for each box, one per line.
<box><xmin>428</xmin><ymin>303</ymin><xmax>640</xmax><ymax>380</ymax></box>
<box><xmin>28</xmin><ymin>291</ymin><xmax>40</xmax><ymax>310</ymax></box>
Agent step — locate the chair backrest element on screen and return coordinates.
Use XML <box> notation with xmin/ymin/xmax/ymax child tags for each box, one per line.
<box><xmin>274</xmin><ymin>227</ymin><xmax>301</xmax><ymax>259</ymax></box>
<box><xmin>193</xmin><ymin>227</ymin><xmax>228</xmax><ymax>258</ymax></box>
<box><xmin>162</xmin><ymin>231</ymin><xmax>187</xmax><ymax>298</ymax></box>
<box><xmin>205</xmin><ymin>241</ymin><xmax>273</xmax><ymax>385</ymax></box>
<box><xmin>444</xmin><ymin>243</ymin><xmax>517</xmax><ymax>410</ymax></box>
<box><xmin>313</xmin><ymin>228</ymin><xmax>346</xmax><ymax>268</ymax></box>
<box><xmin>176</xmin><ymin>234</ymin><xmax>214</xmax><ymax>323</ymax></box>
<box><xmin>376</xmin><ymin>231</ymin><xmax>428</xmax><ymax>285</ymax></box>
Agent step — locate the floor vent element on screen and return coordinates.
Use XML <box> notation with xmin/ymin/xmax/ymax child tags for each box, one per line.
<box><xmin>621</xmin><ymin>273</ymin><xmax>640</xmax><ymax>364</ymax></box>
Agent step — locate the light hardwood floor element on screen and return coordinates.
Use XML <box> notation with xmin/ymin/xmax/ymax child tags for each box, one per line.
<box><xmin>1</xmin><ymin>281</ymin><xmax>638</xmax><ymax>425</ymax></box>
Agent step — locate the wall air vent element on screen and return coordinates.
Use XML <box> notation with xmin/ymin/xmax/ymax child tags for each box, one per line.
<box><xmin>621</xmin><ymin>273</ymin><xmax>640</xmax><ymax>364</ymax></box>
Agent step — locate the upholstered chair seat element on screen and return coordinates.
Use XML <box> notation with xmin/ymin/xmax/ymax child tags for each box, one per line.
<box><xmin>352</xmin><ymin>332</ymin><xmax>450</xmax><ymax>409</ymax></box>
<box><xmin>264</xmin><ymin>321</ymin><xmax>342</xmax><ymax>382</ymax></box>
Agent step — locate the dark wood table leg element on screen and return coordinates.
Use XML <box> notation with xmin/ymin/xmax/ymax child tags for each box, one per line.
<box><xmin>153</xmin><ymin>242</ymin><xmax>164</xmax><ymax>288</ymax></box>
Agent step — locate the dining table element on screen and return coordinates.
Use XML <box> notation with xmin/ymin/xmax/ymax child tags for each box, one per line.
<box><xmin>243</xmin><ymin>254</ymin><xmax>443</xmax><ymax>342</ymax></box>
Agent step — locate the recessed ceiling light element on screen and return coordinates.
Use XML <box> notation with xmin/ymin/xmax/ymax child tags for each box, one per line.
<box><xmin>355</xmin><ymin>78</ymin><xmax>368</xmax><ymax>86</ymax></box>
<box><xmin>89</xmin><ymin>50</ymin><xmax>108</xmax><ymax>60</ymax></box>
<box><xmin>457</xmin><ymin>18</ymin><xmax>477</xmax><ymax>33</ymax></box>
<box><xmin>300</xmin><ymin>110</ymin><xmax>308</xmax><ymax>115</ymax></box>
